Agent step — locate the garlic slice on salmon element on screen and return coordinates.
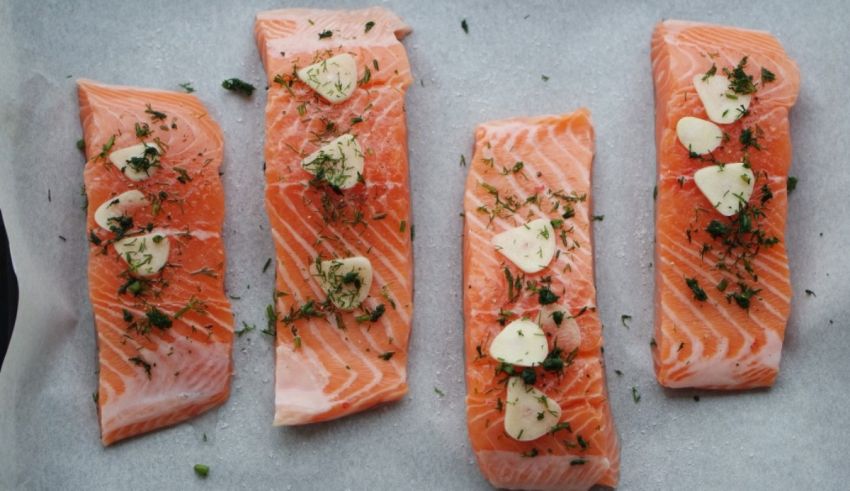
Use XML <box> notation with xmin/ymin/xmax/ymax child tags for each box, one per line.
<box><xmin>94</xmin><ymin>190</ymin><xmax>148</xmax><ymax>229</ymax></box>
<box><xmin>109</xmin><ymin>142</ymin><xmax>162</xmax><ymax>181</ymax></box>
<box><xmin>310</xmin><ymin>256</ymin><xmax>373</xmax><ymax>310</ymax></box>
<box><xmin>504</xmin><ymin>377</ymin><xmax>563</xmax><ymax>442</ymax></box>
<box><xmin>676</xmin><ymin>117</ymin><xmax>723</xmax><ymax>155</ymax></box>
<box><xmin>694</xmin><ymin>163</ymin><xmax>755</xmax><ymax>216</ymax></box>
<box><xmin>297</xmin><ymin>53</ymin><xmax>358</xmax><ymax>104</ymax></box>
<box><xmin>491</xmin><ymin>218</ymin><xmax>556</xmax><ymax>274</ymax></box>
<box><xmin>489</xmin><ymin>319</ymin><xmax>548</xmax><ymax>367</ymax></box>
<box><xmin>114</xmin><ymin>231</ymin><xmax>170</xmax><ymax>276</ymax></box>
<box><xmin>548</xmin><ymin>312</ymin><xmax>582</xmax><ymax>354</ymax></box>
<box><xmin>692</xmin><ymin>74</ymin><xmax>752</xmax><ymax>124</ymax></box>
<box><xmin>301</xmin><ymin>134</ymin><xmax>364</xmax><ymax>190</ymax></box>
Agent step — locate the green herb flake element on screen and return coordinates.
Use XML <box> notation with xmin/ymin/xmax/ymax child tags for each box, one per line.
<box><xmin>434</xmin><ymin>387</ymin><xmax>445</xmax><ymax>397</ymax></box>
<box><xmin>542</xmin><ymin>347</ymin><xmax>576</xmax><ymax>373</ymax></box>
<box><xmin>787</xmin><ymin>176</ymin><xmax>798</xmax><ymax>194</ymax></box>
<box><xmin>378</xmin><ymin>351</ymin><xmax>395</xmax><ymax>361</ymax></box>
<box><xmin>318</xmin><ymin>29</ymin><xmax>333</xmax><ymax>39</ymax></box>
<box><xmin>129</xmin><ymin>356</ymin><xmax>152</xmax><ymax>379</ymax></box>
<box><xmin>262</xmin><ymin>257</ymin><xmax>272</xmax><ymax>273</ymax></box>
<box><xmin>193</xmin><ymin>464</ymin><xmax>209</xmax><ymax>478</ymax></box>
<box><xmin>461</xmin><ymin>19</ymin><xmax>469</xmax><ymax>34</ymax></box>
<box><xmin>706</xmin><ymin>220</ymin><xmax>730</xmax><ymax>239</ymax></box>
<box><xmin>631</xmin><ymin>386</ymin><xmax>641</xmax><ymax>403</ymax></box>
<box><xmin>364</xmin><ymin>21</ymin><xmax>375</xmax><ymax>33</ymax></box>
<box><xmin>221</xmin><ymin>78</ymin><xmax>255</xmax><ymax>96</ymax></box>
<box><xmin>620</xmin><ymin>315</ymin><xmax>632</xmax><ymax>328</ymax></box>
<box><xmin>724</xmin><ymin>56</ymin><xmax>758</xmax><ymax>95</ymax></box>
<box><xmin>178</xmin><ymin>82</ymin><xmax>195</xmax><ymax>93</ymax></box>
<box><xmin>541</xmin><ymin>349</ymin><xmax>565</xmax><ymax>373</ymax></box>
<box><xmin>496</xmin><ymin>362</ymin><xmax>515</xmax><ymax>376</ymax></box>
<box><xmin>356</xmin><ymin>304</ymin><xmax>386</xmax><ymax>323</ymax></box>
<box><xmin>171</xmin><ymin>297</ymin><xmax>205</xmax><ymax>321</ymax></box>
<box><xmin>174</xmin><ymin>166</ymin><xmax>191</xmax><ymax>184</ymax></box>
<box><xmin>552</xmin><ymin>310</ymin><xmax>565</xmax><ymax>326</ymax></box>
<box><xmin>739</xmin><ymin>127</ymin><xmax>761</xmax><ymax>150</ymax></box>
<box><xmin>577</xmin><ymin>434</ymin><xmax>589</xmax><ymax>449</ymax></box>
<box><xmin>76</xmin><ymin>139</ymin><xmax>85</xmax><ymax>151</ymax></box>
<box><xmin>761</xmin><ymin>67</ymin><xmax>776</xmax><ymax>84</ymax></box>
<box><xmin>358</xmin><ymin>67</ymin><xmax>371</xmax><ymax>85</ymax></box>
<box><xmin>235</xmin><ymin>322</ymin><xmax>255</xmax><ymax>337</ymax></box>
<box><xmin>503</xmin><ymin>267</ymin><xmax>522</xmax><ymax>303</ymax></box>
<box><xmin>520</xmin><ymin>367</ymin><xmax>536</xmax><ymax>385</ymax></box>
<box><xmin>135</xmin><ymin>122</ymin><xmax>151</xmax><ymax>138</ymax></box>
<box><xmin>538</xmin><ymin>287</ymin><xmax>559</xmax><ymax>305</ymax></box>
<box><xmin>729</xmin><ymin>283</ymin><xmax>761</xmax><ymax>309</ymax></box>
<box><xmin>96</xmin><ymin>135</ymin><xmax>116</xmax><ymax>160</ymax></box>
<box><xmin>592</xmin><ymin>215</ymin><xmax>604</xmax><ymax>222</ymax></box>
<box><xmin>550</xmin><ymin>422</ymin><xmax>571</xmax><ymax>434</ymax></box>
<box><xmin>685</xmin><ymin>278</ymin><xmax>708</xmax><ymax>302</ymax></box>
<box><xmin>144</xmin><ymin>104</ymin><xmax>167</xmax><ymax>121</ymax></box>
<box><xmin>263</xmin><ymin>304</ymin><xmax>277</xmax><ymax>336</ymax></box>
<box><xmin>146</xmin><ymin>307</ymin><xmax>172</xmax><ymax>329</ymax></box>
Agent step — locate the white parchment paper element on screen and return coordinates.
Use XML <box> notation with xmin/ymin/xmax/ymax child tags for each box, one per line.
<box><xmin>1</xmin><ymin>0</ymin><xmax>849</xmax><ymax>489</ymax></box>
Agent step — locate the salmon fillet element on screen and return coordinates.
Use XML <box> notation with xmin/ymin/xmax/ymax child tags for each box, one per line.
<box><xmin>78</xmin><ymin>80</ymin><xmax>233</xmax><ymax>445</ymax></box>
<box><xmin>463</xmin><ymin>110</ymin><xmax>619</xmax><ymax>490</ymax></box>
<box><xmin>254</xmin><ymin>8</ymin><xmax>414</xmax><ymax>425</ymax></box>
<box><xmin>651</xmin><ymin>21</ymin><xmax>800</xmax><ymax>389</ymax></box>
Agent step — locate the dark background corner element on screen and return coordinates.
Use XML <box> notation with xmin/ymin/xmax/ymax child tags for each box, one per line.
<box><xmin>0</xmin><ymin>209</ymin><xmax>18</xmax><ymax>370</ymax></box>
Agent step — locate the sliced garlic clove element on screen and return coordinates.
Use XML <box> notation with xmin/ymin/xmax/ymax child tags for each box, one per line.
<box><xmin>489</xmin><ymin>319</ymin><xmax>548</xmax><ymax>367</ymax></box>
<box><xmin>491</xmin><ymin>218</ymin><xmax>556</xmax><ymax>274</ymax></box>
<box><xmin>692</xmin><ymin>74</ymin><xmax>752</xmax><ymax>125</ymax></box>
<box><xmin>114</xmin><ymin>231</ymin><xmax>170</xmax><ymax>276</ymax></box>
<box><xmin>109</xmin><ymin>142</ymin><xmax>162</xmax><ymax>181</ymax></box>
<box><xmin>301</xmin><ymin>134</ymin><xmax>364</xmax><ymax>190</ymax></box>
<box><xmin>693</xmin><ymin>163</ymin><xmax>755</xmax><ymax>216</ymax></box>
<box><xmin>296</xmin><ymin>53</ymin><xmax>358</xmax><ymax>104</ymax></box>
<box><xmin>550</xmin><ymin>315</ymin><xmax>582</xmax><ymax>354</ymax></box>
<box><xmin>94</xmin><ymin>190</ymin><xmax>148</xmax><ymax>229</ymax></box>
<box><xmin>676</xmin><ymin>116</ymin><xmax>723</xmax><ymax>155</ymax></box>
<box><xmin>504</xmin><ymin>377</ymin><xmax>563</xmax><ymax>442</ymax></box>
<box><xmin>310</xmin><ymin>256</ymin><xmax>373</xmax><ymax>310</ymax></box>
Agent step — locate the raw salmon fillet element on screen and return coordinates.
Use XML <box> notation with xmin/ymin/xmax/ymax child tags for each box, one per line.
<box><xmin>651</xmin><ymin>21</ymin><xmax>800</xmax><ymax>389</ymax></box>
<box><xmin>78</xmin><ymin>80</ymin><xmax>233</xmax><ymax>445</ymax></box>
<box><xmin>255</xmin><ymin>8</ymin><xmax>414</xmax><ymax>424</ymax></box>
<box><xmin>463</xmin><ymin>110</ymin><xmax>620</xmax><ymax>490</ymax></box>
